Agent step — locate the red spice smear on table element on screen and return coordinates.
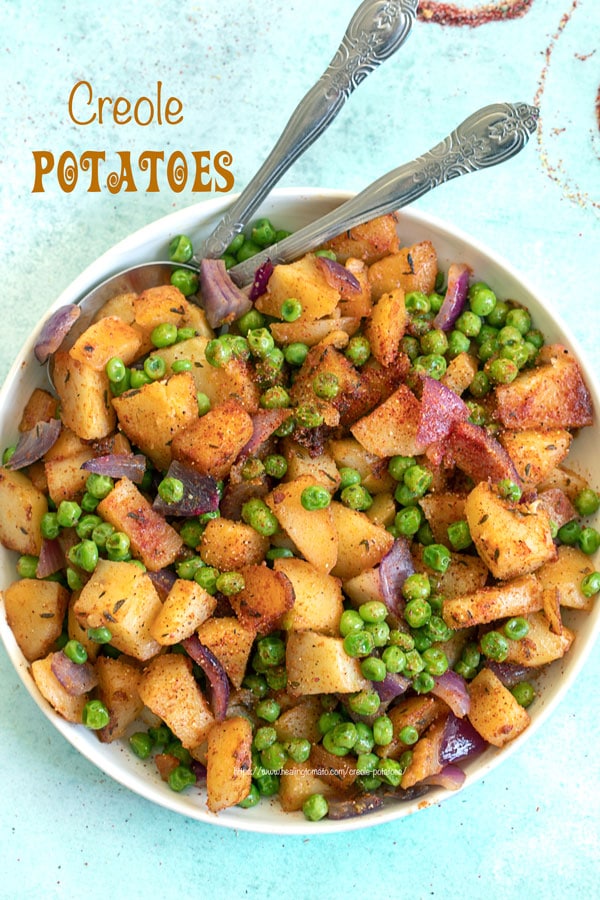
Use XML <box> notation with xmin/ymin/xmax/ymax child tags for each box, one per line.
<box><xmin>418</xmin><ymin>0</ymin><xmax>534</xmax><ymax>27</ymax></box>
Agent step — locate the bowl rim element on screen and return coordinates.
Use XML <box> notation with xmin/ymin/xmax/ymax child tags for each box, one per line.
<box><xmin>1</xmin><ymin>188</ymin><xmax>598</xmax><ymax>834</ymax></box>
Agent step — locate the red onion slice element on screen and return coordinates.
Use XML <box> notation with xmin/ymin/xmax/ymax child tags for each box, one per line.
<box><xmin>249</xmin><ymin>260</ymin><xmax>274</xmax><ymax>301</ymax></box>
<box><xmin>447</xmin><ymin>420</ymin><xmax>522</xmax><ymax>486</ymax></box>
<box><xmin>431</xmin><ymin>670</ymin><xmax>470</xmax><ymax>718</ymax></box>
<box><xmin>422</xmin><ymin>764</ymin><xmax>466</xmax><ymax>791</ymax></box>
<box><xmin>237</xmin><ymin>408</ymin><xmax>292</xmax><ymax>461</ymax></box>
<box><xmin>147</xmin><ymin>568</ymin><xmax>178</xmax><ymax>601</ymax></box>
<box><xmin>416</xmin><ymin>375</ymin><xmax>469</xmax><ymax>451</ymax></box>
<box><xmin>51</xmin><ymin>651</ymin><xmax>98</xmax><ymax>696</ymax></box>
<box><xmin>8</xmin><ymin>418</ymin><xmax>61</xmax><ymax>470</ymax></box>
<box><xmin>34</xmin><ymin>304</ymin><xmax>81</xmax><ymax>363</ymax></box>
<box><xmin>199</xmin><ymin>258</ymin><xmax>253</xmax><ymax>328</ymax></box>
<box><xmin>152</xmin><ymin>461</ymin><xmax>220</xmax><ymax>517</ymax></box>
<box><xmin>484</xmin><ymin>660</ymin><xmax>537</xmax><ymax>687</ymax></box>
<box><xmin>325</xmin><ymin>793</ymin><xmax>385</xmax><ymax>820</ymax></box>
<box><xmin>316</xmin><ymin>256</ymin><xmax>361</xmax><ymax>297</ymax></box>
<box><xmin>82</xmin><ymin>453</ymin><xmax>147</xmax><ymax>484</ymax></box>
<box><xmin>439</xmin><ymin>711</ymin><xmax>488</xmax><ymax>765</ymax></box>
<box><xmin>36</xmin><ymin>538</ymin><xmax>67</xmax><ymax>579</ymax></box>
<box><xmin>379</xmin><ymin>538</ymin><xmax>414</xmax><ymax>617</ymax></box>
<box><xmin>433</xmin><ymin>263</ymin><xmax>471</xmax><ymax>332</ymax></box>
<box><xmin>182</xmin><ymin>634</ymin><xmax>230</xmax><ymax>720</ymax></box>
<box><xmin>374</xmin><ymin>672</ymin><xmax>411</xmax><ymax>702</ymax></box>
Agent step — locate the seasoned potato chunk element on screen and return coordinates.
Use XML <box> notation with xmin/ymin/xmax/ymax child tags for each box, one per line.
<box><xmin>322</xmin><ymin>213</ymin><xmax>400</xmax><ymax>264</ymax></box>
<box><xmin>30</xmin><ymin>653</ymin><xmax>88</xmax><ymax>723</ymax></box>
<box><xmin>52</xmin><ymin>350</ymin><xmax>116</xmax><ymax>440</ymax></box>
<box><xmin>95</xmin><ymin>656</ymin><xmax>143</xmax><ymax>743</ymax></box>
<box><xmin>286</xmin><ymin>631</ymin><xmax>370</xmax><ymax>696</ymax></box>
<box><xmin>368</xmin><ymin>240</ymin><xmax>437</xmax><ymax>301</ymax></box>
<box><xmin>275</xmin><ymin>557</ymin><xmax>343</xmax><ymax>635</ymax></box>
<box><xmin>228</xmin><ymin>564</ymin><xmax>295</xmax><ymax>634</ymax></box>
<box><xmin>196</xmin><ymin>616</ymin><xmax>255</xmax><ymax>689</ymax></box>
<box><xmin>468</xmin><ymin>668</ymin><xmax>530</xmax><ymax>747</ymax></box>
<box><xmin>206</xmin><ymin>716</ymin><xmax>253</xmax><ymax>813</ymax></box>
<box><xmin>150</xmin><ymin>579</ymin><xmax>217</xmax><ymax>645</ymax></box>
<box><xmin>69</xmin><ymin>316</ymin><xmax>142</xmax><ymax>370</ymax></box>
<box><xmin>330</xmin><ymin>501</ymin><xmax>394</xmax><ymax>580</ymax></box>
<box><xmin>0</xmin><ymin>467</ymin><xmax>47</xmax><ymax>555</ymax></box>
<box><xmin>364</xmin><ymin>288</ymin><xmax>407</xmax><ymax>367</ymax></box>
<box><xmin>3</xmin><ymin>578</ymin><xmax>69</xmax><ymax>662</ymax></box>
<box><xmin>351</xmin><ymin>384</ymin><xmax>421</xmax><ymax>458</ymax></box>
<box><xmin>536</xmin><ymin>545</ymin><xmax>597</xmax><ymax>611</ymax></box>
<box><xmin>265</xmin><ymin>475</ymin><xmax>338</xmax><ymax>574</ymax></box>
<box><xmin>442</xmin><ymin>574</ymin><xmax>543</xmax><ymax>629</ymax></box>
<box><xmin>171</xmin><ymin>399</ymin><xmax>253</xmax><ymax>480</ymax></box>
<box><xmin>138</xmin><ymin>653</ymin><xmax>214</xmax><ymax>749</ymax></box>
<box><xmin>256</xmin><ymin>254</ymin><xmax>340</xmax><ymax>320</ymax></box>
<box><xmin>199</xmin><ymin>517</ymin><xmax>269</xmax><ymax>571</ymax></box>
<box><xmin>499</xmin><ymin>429</ymin><xmax>572</xmax><ymax>489</ymax></box>
<box><xmin>504</xmin><ymin>611</ymin><xmax>575</xmax><ymax>667</ymax></box>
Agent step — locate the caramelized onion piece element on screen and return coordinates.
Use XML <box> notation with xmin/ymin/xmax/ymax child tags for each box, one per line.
<box><xmin>431</xmin><ymin>670</ymin><xmax>471</xmax><ymax>718</ymax></box>
<box><xmin>152</xmin><ymin>461</ymin><xmax>220</xmax><ymax>517</ymax></box>
<box><xmin>249</xmin><ymin>260</ymin><xmax>274</xmax><ymax>301</ymax></box>
<box><xmin>199</xmin><ymin>258</ymin><xmax>253</xmax><ymax>328</ymax></box>
<box><xmin>8</xmin><ymin>418</ymin><xmax>61</xmax><ymax>470</ymax></box>
<box><xmin>433</xmin><ymin>263</ymin><xmax>471</xmax><ymax>331</ymax></box>
<box><xmin>439</xmin><ymin>712</ymin><xmax>488</xmax><ymax>764</ymax></box>
<box><xmin>379</xmin><ymin>538</ymin><xmax>414</xmax><ymax>618</ymax></box>
<box><xmin>82</xmin><ymin>453</ymin><xmax>147</xmax><ymax>484</ymax></box>
<box><xmin>51</xmin><ymin>651</ymin><xmax>98</xmax><ymax>696</ymax></box>
<box><xmin>416</xmin><ymin>375</ymin><xmax>469</xmax><ymax>451</ymax></box>
<box><xmin>34</xmin><ymin>304</ymin><xmax>81</xmax><ymax>363</ymax></box>
<box><xmin>182</xmin><ymin>634</ymin><xmax>230</xmax><ymax>720</ymax></box>
<box><xmin>316</xmin><ymin>256</ymin><xmax>361</xmax><ymax>296</ymax></box>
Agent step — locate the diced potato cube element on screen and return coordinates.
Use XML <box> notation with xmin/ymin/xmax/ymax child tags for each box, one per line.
<box><xmin>504</xmin><ymin>611</ymin><xmax>574</xmax><ymax>667</ymax></box>
<box><xmin>256</xmin><ymin>254</ymin><xmax>340</xmax><ymax>320</ymax></box>
<box><xmin>30</xmin><ymin>653</ymin><xmax>88</xmax><ymax>723</ymax></box>
<box><xmin>97</xmin><ymin>477</ymin><xmax>183</xmax><ymax>571</ymax></box>
<box><xmin>536</xmin><ymin>545</ymin><xmax>596</xmax><ymax>611</ymax></box>
<box><xmin>495</xmin><ymin>345</ymin><xmax>593</xmax><ymax>430</ymax></box>
<box><xmin>18</xmin><ymin>388</ymin><xmax>58</xmax><ymax>431</ymax></box>
<box><xmin>138</xmin><ymin>653</ymin><xmax>214</xmax><ymax>749</ymax></box>
<box><xmin>199</xmin><ymin>518</ymin><xmax>269</xmax><ymax>571</ymax></box>
<box><xmin>322</xmin><ymin>214</ymin><xmax>400</xmax><ymax>264</ymax></box>
<box><xmin>282</xmin><ymin>439</ymin><xmax>341</xmax><ymax>492</ymax></box>
<box><xmin>351</xmin><ymin>384</ymin><xmax>421</xmax><ymax>458</ymax></box>
<box><xmin>270</xmin><ymin>317</ymin><xmax>360</xmax><ymax>347</ymax></box>
<box><xmin>196</xmin><ymin>616</ymin><xmax>255</xmax><ymax>689</ymax></box>
<box><xmin>414</xmin><ymin>546</ymin><xmax>489</xmax><ymax>600</ymax></box>
<box><xmin>342</xmin><ymin>567</ymin><xmax>383</xmax><ymax>609</ymax></box>
<box><xmin>150</xmin><ymin>579</ymin><xmax>217</xmax><ymax>645</ymax></box>
<box><xmin>3</xmin><ymin>578</ymin><xmax>69</xmax><ymax>661</ymax></box>
<box><xmin>95</xmin><ymin>656</ymin><xmax>143</xmax><ymax>743</ymax></box>
<box><xmin>228</xmin><ymin>564</ymin><xmax>295</xmax><ymax>634</ymax></box>
<box><xmin>364</xmin><ymin>288</ymin><xmax>407</xmax><ymax>367</ymax></box>
<box><xmin>378</xmin><ymin>696</ymin><xmax>444</xmax><ymax>760</ymax></box>
<box><xmin>0</xmin><ymin>466</ymin><xmax>48</xmax><ymax>555</ymax></box>
<box><xmin>465</xmin><ymin>481</ymin><xmax>556</xmax><ymax>580</ymax></box>
<box><xmin>330</xmin><ymin>501</ymin><xmax>394</xmax><ymax>580</ymax></box>
<box><xmin>265</xmin><ymin>475</ymin><xmax>339</xmax><ymax>574</ymax></box>
<box><xmin>52</xmin><ymin>350</ymin><xmax>116</xmax><ymax>440</ymax></box>
<box><xmin>171</xmin><ymin>399</ymin><xmax>254</xmax><ymax>480</ymax></box>
<box><xmin>400</xmin><ymin>714</ymin><xmax>447</xmax><ymax>789</ymax></box>
<box><xmin>468</xmin><ymin>668</ymin><xmax>530</xmax><ymax>747</ymax></box>
<box><xmin>275</xmin><ymin>557</ymin><xmax>343</xmax><ymax>635</ymax></box>
<box><xmin>336</xmin><ymin>258</ymin><xmax>373</xmax><ymax>318</ymax></box>
<box><xmin>73</xmin><ymin>559</ymin><xmax>163</xmax><ymax>660</ymax></box>
<box><xmin>499</xmin><ymin>429</ymin><xmax>572</xmax><ymax>489</ymax></box>
<box><xmin>69</xmin><ymin>316</ymin><xmax>142</xmax><ymax>370</ymax></box>
<box><xmin>441</xmin><ymin>352</ymin><xmax>478</xmax><ymax>396</ymax></box>
<box><xmin>286</xmin><ymin>631</ymin><xmax>370</xmax><ymax>696</ymax></box>
<box><xmin>279</xmin><ymin>759</ymin><xmax>336</xmax><ymax>812</ymax></box>
<box><xmin>442</xmin><ymin>574</ymin><xmax>543</xmax><ymax>629</ymax></box>
<box><xmin>206</xmin><ymin>716</ymin><xmax>253</xmax><ymax>812</ymax></box>
<box><xmin>419</xmin><ymin>492</ymin><xmax>467</xmax><ymax>548</ymax></box>
<box><xmin>275</xmin><ymin>696</ymin><xmax>323</xmax><ymax>744</ymax></box>
<box><xmin>44</xmin><ymin>428</ymin><xmax>95</xmax><ymax>504</ymax></box>
<box><xmin>112</xmin><ymin>372</ymin><xmax>198</xmax><ymax>472</ymax></box>
<box><xmin>368</xmin><ymin>241</ymin><xmax>437</xmax><ymax>301</ymax></box>
<box><xmin>328</xmin><ymin>437</ymin><xmax>395</xmax><ymax>494</ymax></box>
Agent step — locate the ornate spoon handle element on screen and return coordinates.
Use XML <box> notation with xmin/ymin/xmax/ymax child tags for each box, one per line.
<box><xmin>229</xmin><ymin>101</ymin><xmax>539</xmax><ymax>284</ymax></box>
<box><xmin>195</xmin><ymin>0</ymin><xmax>418</xmax><ymax>261</ymax></box>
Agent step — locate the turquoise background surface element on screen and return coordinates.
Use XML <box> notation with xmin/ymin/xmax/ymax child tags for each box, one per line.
<box><xmin>0</xmin><ymin>1</ymin><xmax>598</xmax><ymax>897</ymax></box>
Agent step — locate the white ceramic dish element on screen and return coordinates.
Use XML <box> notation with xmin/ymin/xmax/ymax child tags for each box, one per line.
<box><xmin>1</xmin><ymin>188</ymin><xmax>598</xmax><ymax>834</ymax></box>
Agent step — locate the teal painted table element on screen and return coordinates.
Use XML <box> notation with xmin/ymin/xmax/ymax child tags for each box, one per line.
<box><xmin>1</xmin><ymin>1</ymin><xmax>598</xmax><ymax>897</ymax></box>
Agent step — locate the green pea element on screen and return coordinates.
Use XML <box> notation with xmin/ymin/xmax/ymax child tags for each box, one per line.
<box><xmin>285</xmin><ymin>738</ymin><xmax>312</xmax><ymax>764</ymax></box>
<box><xmin>215</xmin><ymin>570</ymin><xmax>245</xmax><ymax>596</ymax></box>
<box><xmin>280</xmin><ymin>297</ymin><xmax>303</xmax><ymax>322</ymax></box>
<box><xmin>318</xmin><ymin>711</ymin><xmax>345</xmax><ymax>735</ymax></box>
<box><xmin>265</xmin><ymin>547</ymin><xmax>294</xmax><ymax>562</ymax></box>
<box><xmin>339</xmin><ymin>609</ymin><xmax>365</xmax><ymax>637</ymax></box>
<box><xmin>394</xmin><ymin>482</ymin><xmax>420</xmax><ymax>507</ymax></box>
<box><xmin>68</xmin><ymin>539</ymin><xmax>99</xmax><ymax>573</ymax></box>
<box><xmin>63</xmin><ymin>639</ymin><xmax>88</xmax><ymax>664</ymax></box>
<box><xmin>412</xmin><ymin>671</ymin><xmax>435</xmax><ymax>694</ymax></box>
<box><xmin>557</xmin><ymin>520</ymin><xmax>582</xmax><ymax>545</ymax></box>
<box><xmin>284</xmin><ymin>342</ymin><xmax>309</xmax><ymax>366</ymax></box>
<box><xmin>255</xmin><ymin>634</ymin><xmax>285</xmax><ymax>668</ymax></box>
<box><xmin>424</xmin><ymin>615</ymin><xmax>452</xmax><ymax>644</ymax></box>
<box><xmin>251</xmin><ymin>218</ymin><xmax>277</xmax><ymax>248</ymax></box>
<box><xmin>106</xmin><ymin>356</ymin><xmax>127</xmax><ymax>383</ymax></box>
<box><xmin>255</xmin><ymin>698</ymin><xmax>281</xmax><ymax>723</ymax></box>
<box><xmin>205</xmin><ymin>337</ymin><xmax>232</xmax><ymax>368</ymax></box>
<box><xmin>170</xmin><ymin>268</ymin><xmax>198</xmax><ymax>297</ymax></box>
<box><xmin>525</xmin><ymin>328</ymin><xmax>544</xmax><ymax>349</ymax></box>
<box><xmin>260</xmin><ymin>385</ymin><xmax>291</xmax><ymax>409</ymax></box>
<box><xmin>106</xmin><ymin>531</ymin><xmax>131</xmax><ymax>561</ymax></box>
<box><xmin>295</xmin><ymin>405</ymin><xmax>324</xmax><ymax>430</ymax></box>
<box><xmin>505</xmin><ymin>307</ymin><xmax>531</xmax><ymax>335</ymax></box>
<box><xmin>393</xmin><ymin>506</ymin><xmax>421</xmax><ymax>536</ymax></box>
<box><xmin>486</xmin><ymin>299</ymin><xmax>510</xmax><ymax>327</ymax></box>
<box><xmin>302</xmin><ymin>793</ymin><xmax>328</xmax><ymax>822</ymax></box>
<box><xmin>87</xmin><ymin>625</ymin><xmax>112</xmax><ymax>644</ymax></box>
<box><xmin>356</xmin><ymin>752</ymin><xmax>379</xmax><ymax>775</ymax></box>
<box><xmin>56</xmin><ymin>500</ymin><xmax>82</xmax><ymax>528</ymax></box>
<box><xmin>486</xmin><ymin>357</ymin><xmax>519</xmax><ymax>384</ymax></box>
<box><xmin>255</xmin><ymin>771</ymin><xmax>280</xmax><ymax>796</ymax></box>
<box><xmin>343</xmin><ymin>630</ymin><xmax>375</xmax><ymax>658</ymax></box>
<box><xmin>75</xmin><ymin>514</ymin><xmax>103</xmax><ymax>541</ymax></box>
<box><xmin>82</xmin><ymin>699</ymin><xmax>110</xmax><ymax>730</ymax></box>
<box><xmin>238</xmin><ymin>783</ymin><xmax>261</xmax><ymax>809</ymax></box>
<box><xmin>191</xmin><ymin>564</ymin><xmax>219</xmax><ymax>592</ymax></box>
<box><xmin>143</xmin><ymin>354</ymin><xmax>167</xmax><ymax>381</ymax></box>
<box><xmin>504</xmin><ymin>617</ymin><xmax>530</xmax><ymax>640</ymax></box>
<box><xmin>241</xmin><ymin>498</ymin><xmax>279</xmax><ymax>536</ymax></box>
<box><xmin>455</xmin><ymin>310</ymin><xmax>482</xmax><ymax>338</ymax></box>
<box><xmin>158</xmin><ymin>476</ymin><xmax>184</xmax><ymax>504</ymax></box>
<box><xmin>382</xmin><ymin>645</ymin><xmax>406</xmax><ymax>674</ymax></box>
<box><xmin>345</xmin><ymin>335</ymin><xmax>370</xmax><ymax>366</ymax></box>
<box><xmin>399</xmin><ymin>725</ymin><xmax>419</xmax><ymax>746</ymax></box>
<box><xmin>412</xmin><ymin>629</ymin><xmax>432</xmax><ymax>652</ymax></box>
<box><xmin>263</xmin><ymin>454</ymin><xmax>287</xmax><ymax>479</ymax></box>
<box><xmin>403</xmin><ymin>464</ymin><xmax>433</xmax><ymax>497</ymax></box>
<box><xmin>388</xmin><ymin>455</ymin><xmax>415</xmax><ymax>481</ymax></box>
<box><xmin>253</xmin><ymin>726</ymin><xmax>277</xmax><ymax>752</ymax></box>
<box><xmin>469</xmin><ymin>370</ymin><xmax>490</xmax><ymax>398</ymax></box>
<box><xmin>405</xmin><ymin>291</ymin><xmax>430</xmax><ymax>314</ymax></box>
<box><xmin>461</xmin><ymin>642</ymin><xmax>481</xmax><ymax>670</ymax></box>
<box><xmin>373</xmin><ymin>715</ymin><xmax>393</xmax><ymax>746</ymax></box>
<box><xmin>402</xmin><ymin>573</ymin><xmax>431</xmax><ymax>602</ymax></box>
<box><xmin>477</xmin><ymin>337</ymin><xmax>499</xmax><ymax>363</ymax></box>
<box><xmin>360</xmin><ymin>656</ymin><xmax>387</xmax><ymax>681</ymax></box>
<box><xmin>469</xmin><ymin>283</ymin><xmax>497</xmax><ymax>317</ymax></box>
<box><xmin>340</xmin><ymin>484</ymin><xmax>372</xmax><ymax>511</ymax></box>
<box><xmin>422</xmin><ymin>543</ymin><xmax>451</xmax><ymax>573</ymax></box>
<box><xmin>151</xmin><ymin>322</ymin><xmax>178</xmax><ymax>348</ymax></box>
<box><xmin>168</xmin><ymin>765</ymin><xmax>196</xmax><ymax>792</ymax></box>
<box><xmin>422</xmin><ymin>646</ymin><xmax>448</xmax><ymax>676</ymax></box>
<box><xmin>66</xmin><ymin>565</ymin><xmax>83</xmax><ymax>591</ymax></box>
<box><xmin>412</xmin><ymin>353</ymin><xmax>447</xmax><ymax>380</ymax></box>
<box><xmin>129</xmin><ymin>368</ymin><xmax>151</xmax><ymax>389</ymax></box>
<box><xmin>330</xmin><ymin>721</ymin><xmax>358</xmax><ymax>750</ymax></box>
<box><xmin>420</xmin><ymin>328</ymin><xmax>448</xmax><ymax>356</ymax></box>
<box><xmin>242</xmin><ymin>673</ymin><xmax>269</xmax><ymax>698</ymax></box>
<box><xmin>511</xmin><ymin>681</ymin><xmax>535</xmax><ymax>708</ymax></box>
<box><xmin>169</xmin><ymin>234</ymin><xmax>194</xmax><ymax>263</ymax></box>
<box><xmin>129</xmin><ymin>731</ymin><xmax>154</xmax><ymax>759</ymax></box>
<box><xmin>358</xmin><ymin>601</ymin><xmax>388</xmax><ymax>624</ymax></box>
<box><xmin>364</xmin><ymin>621</ymin><xmax>390</xmax><ymax>648</ymax></box>
<box><xmin>80</xmin><ymin>491</ymin><xmax>100</xmax><ymax>512</ymax></box>
<box><xmin>314</xmin><ymin>249</ymin><xmax>336</xmax><ymax>260</ymax></box>
<box><xmin>447</xmin><ymin>519</ymin><xmax>472</xmax><ymax>550</ymax></box>
<box><xmin>347</xmin><ymin>690</ymin><xmax>381</xmax><ymax>717</ymax></box>
<box><xmin>247</xmin><ymin>327</ymin><xmax>275</xmax><ymax>359</ymax></box>
<box><xmin>480</xmin><ymin>630</ymin><xmax>509</xmax><ymax>662</ymax></box>
<box><xmin>388</xmin><ymin>630</ymin><xmax>415</xmax><ymax>651</ymax></box>
<box><xmin>404</xmin><ymin>598</ymin><xmax>432</xmax><ymax>629</ymax></box>
<box><xmin>400</xmin><ymin>335</ymin><xmax>420</xmax><ymax>360</ymax></box>
<box><xmin>352</xmin><ymin>722</ymin><xmax>375</xmax><ymax>755</ymax></box>
<box><xmin>578</xmin><ymin>527</ymin><xmax>600</xmax><ymax>555</ymax></box>
<box><xmin>179</xmin><ymin>519</ymin><xmax>205</xmax><ymax>548</ymax></box>
<box><xmin>574</xmin><ymin>489</ymin><xmax>600</xmax><ymax>517</ymax></box>
<box><xmin>312</xmin><ymin>371</ymin><xmax>339</xmax><ymax>401</ymax></box>
<box><xmin>41</xmin><ymin>511</ymin><xmax>61</xmax><ymax>540</ymax></box>
<box><xmin>581</xmin><ymin>571</ymin><xmax>600</xmax><ymax>598</ymax></box>
<box><xmin>446</xmin><ymin>330</ymin><xmax>471</xmax><ymax>358</ymax></box>
<box><xmin>300</xmin><ymin>485</ymin><xmax>331</xmax><ymax>511</ymax></box>
<box><xmin>241</xmin><ymin>458</ymin><xmax>265</xmax><ymax>480</ymax></box>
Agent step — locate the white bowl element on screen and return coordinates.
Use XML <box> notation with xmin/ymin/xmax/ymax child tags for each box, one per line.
<box><xmin>1</xmin><ymin>189</ymin><xmax>598</xmax><ymax>834</ymax></box>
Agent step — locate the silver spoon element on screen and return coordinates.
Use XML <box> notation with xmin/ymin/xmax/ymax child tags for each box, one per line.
<box><xmin>40</xmin><ymin>101</ymin><xmax>538</xmax><ymax>369</ymax></box>
<box><xmin>196</xmin><ymin>0</ymin><xmax>418</xmax><ymax>260</ymax></box>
